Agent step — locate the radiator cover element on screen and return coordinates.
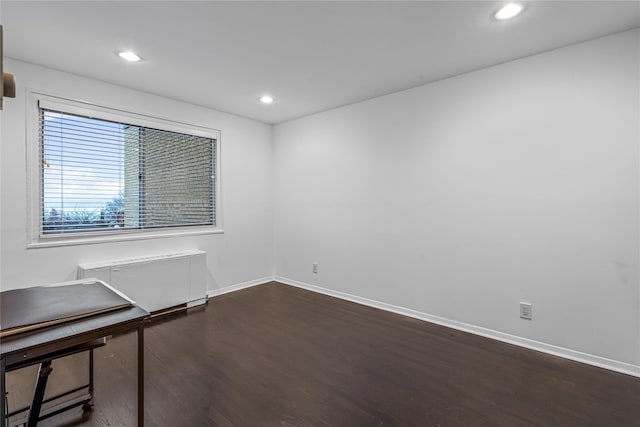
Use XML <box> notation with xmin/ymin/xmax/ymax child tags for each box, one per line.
<box><xmin>77</xmin><ymin>250</ymin><xmax>206</xmax><ymax>312</ymax></box>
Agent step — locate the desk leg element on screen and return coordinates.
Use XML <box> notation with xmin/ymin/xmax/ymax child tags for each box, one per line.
<box><xmin>1</xmin><ymin>357</ymin><xmax>6</xmax><ymax>427</ymax></box>
<box><xmin>27</xmin><ymin>360</ymin><xmax>53</xmax><ymax>427</ymax></box>
<box><xmin>137</xmin><ymin>324</ymin><xmax>144</xmax><ymax>427</ymax></box>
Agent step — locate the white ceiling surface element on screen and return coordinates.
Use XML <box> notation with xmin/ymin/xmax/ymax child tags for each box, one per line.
<box><xmin>2</xmin><ymin>1</ymin><xmax>639</xmax><ymax>124</ymax></box>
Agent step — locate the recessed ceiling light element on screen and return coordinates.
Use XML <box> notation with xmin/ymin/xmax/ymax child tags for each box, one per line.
<box><xmin>494</xmin><ymin>3</ymin><xmax>524</xmax><ymax>20</ymax></box>
<box><xmin>259</xmin><ymin>95</ymin><xmax>274</xmax><ymax>104</ymax></box>
<box><xmin>118</xmin><ymin>51</ymin><xmax>141</xmax><ymax>62</ymax></box>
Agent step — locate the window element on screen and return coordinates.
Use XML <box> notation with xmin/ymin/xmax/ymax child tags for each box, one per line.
<box><xmin>29</xmin><ymin>93</ymin><xmax>221</xmax><ymax>245</ymax></box>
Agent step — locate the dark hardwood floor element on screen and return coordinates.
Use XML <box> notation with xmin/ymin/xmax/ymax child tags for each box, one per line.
<box><xmin>40</xmin><ymin>281</ymin><xmax>640</xmax><ymax>426</ymax></box>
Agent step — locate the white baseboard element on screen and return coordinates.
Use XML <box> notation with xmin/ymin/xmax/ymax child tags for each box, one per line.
<box><xmin>207</xmin><ymin>276</ymin><xmax>273</xmax><ymax>298</ymax></box>
<box><xmin>274</xmin><ymin>276</ymin><xmax>640</xmax><ymax>378</ymax></box>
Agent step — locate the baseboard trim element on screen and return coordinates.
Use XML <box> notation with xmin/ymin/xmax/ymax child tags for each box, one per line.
<box><xmin>207</xmin><ymin>276</ymin><xmax>273</xmax><ymax>299</ymax></box>
<box><xmin>275</xmin><ymin>276</ymin><xmax>640</xmax><ymax>378</ymax></box>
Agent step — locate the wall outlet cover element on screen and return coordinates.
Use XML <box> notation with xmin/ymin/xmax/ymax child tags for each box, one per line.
<box><xmin>520</xmin><ymin>302</ymin><xmax>533</xmax><ymax>320</ymax></box>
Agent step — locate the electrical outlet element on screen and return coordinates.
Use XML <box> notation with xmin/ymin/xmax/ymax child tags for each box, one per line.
<box><xmin>312</xmin><ymin>262</ymin><xmax>318</xmax><ymax>274</ymax></box>
<box><xmin>520</xmin><ymin>302</ymin><xmax>532</xmax><ymax>320</ymax></box>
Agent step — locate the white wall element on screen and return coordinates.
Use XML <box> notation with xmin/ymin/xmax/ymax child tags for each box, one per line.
<box><xmin>2</xmin><ymin>30</ymin><xmax>638</xmax><ymax>375</ymax></box>
<box><xmin>0</xmin><ymin>59</ymin><xmax>274</xmax><ymax>293</ymax></box>
<box><xmin>273</xmin><ymin>29</ymin><xmax>640</xmax><ymax>369</ymax></box>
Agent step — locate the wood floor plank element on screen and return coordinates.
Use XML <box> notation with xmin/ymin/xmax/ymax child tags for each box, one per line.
<box><xmin>38</xmin><ymin>282</ymin><xmax>640</xmax><ymax>426</ymax></box>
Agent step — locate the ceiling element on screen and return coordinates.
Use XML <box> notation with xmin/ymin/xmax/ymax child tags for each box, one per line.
<box><xmin>2</xmin><ymin>1</ymin><xmax>639</xmax><ymax>124</ymax></box>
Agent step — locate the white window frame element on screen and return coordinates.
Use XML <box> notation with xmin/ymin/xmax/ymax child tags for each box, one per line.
<box><xmin>26</xmin><ymin>90</ymin><xmax>223</xmax><ymax>248</ymax></box>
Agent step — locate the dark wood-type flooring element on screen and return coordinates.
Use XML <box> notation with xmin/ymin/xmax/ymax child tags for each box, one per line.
<box><xmin>39</xmin><ymin>281</ymin><xmax>640</xmax><ymax>426</ymax></box>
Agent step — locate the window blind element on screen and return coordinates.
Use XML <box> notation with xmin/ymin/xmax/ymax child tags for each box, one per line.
<box><xmin>39</xmin><ymin>107</ymin><xmax>216</xmax><ymax>236</ymax></box>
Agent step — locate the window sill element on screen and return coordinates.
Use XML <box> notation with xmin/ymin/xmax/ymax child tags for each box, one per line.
<box><xmin>27</xmin><ymin>227</ymin><xmax>224</xmax><ymax>249</ymax></box>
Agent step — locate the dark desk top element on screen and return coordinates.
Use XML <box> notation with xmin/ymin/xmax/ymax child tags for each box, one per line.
<box><xmin>1</xmin><ymin>305</ymin><xmax>149</xmax><ymax>365</ymax></box>
<box><xmin>1</xmin><ymin>282</ymin><xmax>135</xmax><ymax>337</ymax></box>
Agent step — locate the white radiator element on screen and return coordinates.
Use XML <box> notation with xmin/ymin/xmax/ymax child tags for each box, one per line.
<box><xmin>77</xmin><ymin>250</ymin><xmax>206</xmax><ymax>313</ymax></box>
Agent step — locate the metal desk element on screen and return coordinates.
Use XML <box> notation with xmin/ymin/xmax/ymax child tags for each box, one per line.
<box><xmin>1</xmin><ymin>305</ymin><xmax>149</xmax><ymax>426</ymax></box>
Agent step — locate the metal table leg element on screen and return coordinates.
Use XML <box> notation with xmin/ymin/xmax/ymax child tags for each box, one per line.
<box><xmin>1</xmin><ymin>357</ymin><xmax>6</xmax><ymax>427</ymax></box>
<box><xmin>27</xmin><ymin>361</ymin><xmax>53</xmax><ymax>427</ymax></box>
<box><xmin>137</xmin><ymin>324</ymin><xmax>144</xmax><ymax>427</ymax></box>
